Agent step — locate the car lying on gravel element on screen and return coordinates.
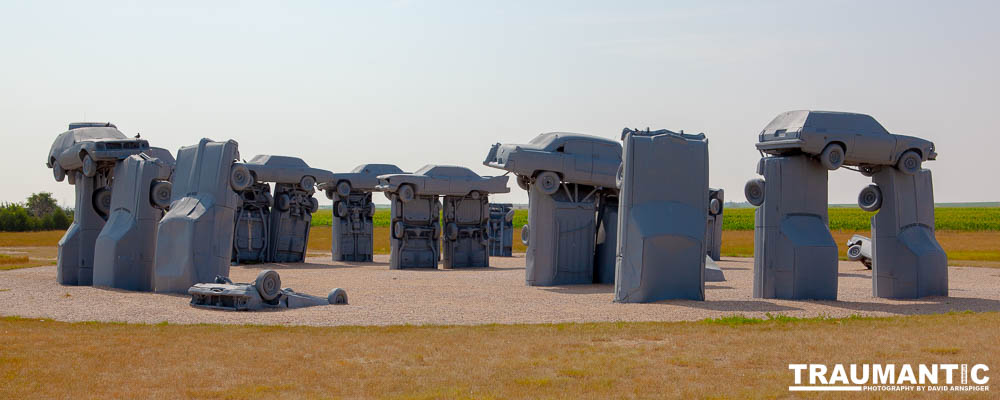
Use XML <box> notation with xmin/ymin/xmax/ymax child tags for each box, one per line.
<box><xmin>317</xmin><ymin>163</ymin><xmax>405</xmax><ymax>199</ymax></box>
<box><xmin>845</xmin><ymin>234</ymin><xmax>873</xmax><ymax>269</ymax></box>
<box><xmin>375</xmin><ymin>165</ymin><xmax>509</xmax><ymax>200</ymax></box>
<box><xmin>189</xmin><ymin>270</ymin><xmax>348</xmax><ymax>311</ymax></box>
<box><xmin>755</xmin><ymin>110</ymin><xmax>936</xmax><ymax>175</ymax></box>
<box><xmin>47</xmin><ymin>122</ymin><xmax>150</xmax><ymax>181</ymax></box>
<box><xmin>483</xmin><ymin>132</ymin><xmax>622</xmax><ymax>192</ymax></box>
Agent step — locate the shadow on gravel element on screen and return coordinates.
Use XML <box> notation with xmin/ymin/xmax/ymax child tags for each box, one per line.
<box><xmin>541</xmin><ymin>285</ymin><xmax>614</xmax><ymax>295</ymax></box>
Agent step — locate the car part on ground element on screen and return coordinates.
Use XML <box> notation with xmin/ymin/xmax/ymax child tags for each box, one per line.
<box><xmin>615</xmin><ymin>128</ymin><xmax>710</xmax><ymax>303</ymax></box>
<box><xmin>188</xmin><ymin>270</ymin><xmax>348</xmax><ymax>311</ymax></box>
<box><xmin>748</xmin><ymin>155</ymin><xmax>839</xmax><ymax>300</ymax></box>
<box><xmin>487</xmin><ymin>203</ymin><xmax>515</xmax><ymax>257</ymax></box>
<box><xmin>93</xmin><ymin>152</ymin><xmax>175</xmax><ymax>291</ymax></box>
<box><xmin>154</xmin><ymin>139</ymin><xmax>243</xmax><ymax>293</ymax></box>
<box><xmin>845</xmin><ymin>234</ymin><xmax>873</xmax><ymax>269</ymax></box>
<box><xmin>317</xmin><ymin>164</ymin><xmax>404</xmax><ymax>262</ymax></box>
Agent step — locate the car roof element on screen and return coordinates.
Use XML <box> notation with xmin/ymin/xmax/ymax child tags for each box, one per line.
<box><xmin>527</xmin><ymin>132</ymin><xmax>620</xmax><ymax>151</ymax></box>
<box><xmin>351</xmin><ymin>163</ymin><xmax>404</xmax><ymax>175</ymax></box>
<box><xmin>247</xmin><ymin>154</ymin><xmax>309</xmax><ymax>168</ymax></box>
<box><xmin>762</xmin><ymin>110</ymin><xmax>889</xmax><ymax>136</ymax></box>
<box><xmin>415</xmin><ymin>165</ymin><xmax>479</xmax><ymax>177</ymax></box>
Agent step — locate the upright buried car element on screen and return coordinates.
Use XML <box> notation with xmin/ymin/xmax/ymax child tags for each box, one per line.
<box><xmin>483</xmin><ymin>132</ymin><xmax>622</xmax><ymax>192</ymax></box>
<box><xmin>755</xmin><ymin>110</ymin><xmax>936</xmax><ymax>175</ymax></box>
<box><xmin>47</xmin><ymin>122</ymin><xmax>151</xmax><ymax>180</ymax></box>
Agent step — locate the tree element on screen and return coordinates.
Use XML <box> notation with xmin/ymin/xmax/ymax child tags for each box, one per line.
<box><xmin>26</xmin><ymin>192</ymin><xmax>58</xmax><ymax>218</ymax></box>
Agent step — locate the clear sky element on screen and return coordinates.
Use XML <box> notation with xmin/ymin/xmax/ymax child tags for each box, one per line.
<box><xmin>2</xmin><ymin>1</ymin><xmax>997</xmax><ymax>207</ymax></box>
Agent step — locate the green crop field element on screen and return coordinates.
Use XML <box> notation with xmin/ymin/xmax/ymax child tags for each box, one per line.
<box><xmin>312</xmin><ymin>207</ymin><xmax>1000</xmax><ymax>232</ymax></box>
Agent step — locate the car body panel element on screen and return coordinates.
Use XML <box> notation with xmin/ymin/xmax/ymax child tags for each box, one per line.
<box><xmin>483</xmin><ymin>132</ymin><xmax>622</xmax><ymax>188</ymax></box>
<box><xmin>244</xmin><ymin>154</ymin><xmax>334</xmax><ymax>184</ymax></box>
<box><xmin>755</xmin><ymin>110</ymin><xmax>936</xmax><ymax>167</ymax></box>
<box><xmin>317</xmin><ymin>163</ymin><xmax>405</xmax><ymax>192</ymax></box>
<box><xmin>376</xmin><ymin>165</ymin><xmax>510</xmax><ymax>196</ymax></box>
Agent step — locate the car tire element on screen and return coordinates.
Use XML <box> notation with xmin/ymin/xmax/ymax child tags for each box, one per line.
<box><xmin>847</xmin><ymin>245</ymin><xmax>863</xmax><ymax>261</ymax></box>
<box><xmin>709</xmin><ymin>198</ymin><xmax>722</xmax><ymax>216</ymax></box>
<box><xmin>392</xmin><ymin>221</ymin><xmax>405</xmax><ymax>239</ymax></box>
<box><xmin>82</xmin><ymin>154</ymin><xmax>97</xmax><ymax>178</ymax></box>
<box><xmin>308</xmin><ymin>197</ymin><xmax>320</xmax><ymax>213</ymax></box>
<box><xmin>229</xmin><ymin>164</ymin><xmax>252</xmax><ymax>191</ymax></box>
<box><xmin>275</xmin><ymin>193</ymin><xmax>291</xmax><ymax>212</ymax></box>
<box><xmin>858</xmin><ymin>184</ymin><xmax>882</xmax><ymax>212</ymax></box>
<box><xmin>367</xmin><ymin>202</ymin><xmax>376</xmax><ymax>218</ymax></box>
<box><xmin>335</xmin><ymin>201</ymin><xmax>348</xmax><ymax>218</ymax></box>
<box><xmin>446</xmin><ymin>222</ymin><xmax>459</xmax><ymax>241</ymax></box>
<box><xmin>336</xmin><ymin>181</ymin><xmax>352</xmax><ymax>197</ymax></box>
<box><xmin>398</xmin><ymin>184</ymin><xmax>416</xmax><ymax>203</ymax></box>
<box><xmin>149</xmin><ymin>180</ymin><xmax>173</xmax><ymax>209</ymax></box>
<box><xmin>516</xmin><ymin>175</ymin><xmax>530</xmax><ymax>191</ymax></box>
<box><xmin>92</xmin><ymin>187</ymin><xmax>112</xmax><ymax>217</ymax></box>
<box><xmin>299</xmin><ymin>175</ymin><xmax>316</xmax><ymax>193</ymax></box>
<box><xmin>254</xmin><ymin>270</ymin><xmax>281</xmax><ymax>301</ymax></box>
<box><xmin>327</xmin><ymin>288</ymin><xmax>348</xmax><ymax>305</ymax></box>
<box><xmin>744</xmin><ymin>178</ymin><xmax>766</xmax><ymax>207</ymax></box>
<box><xmin>520</xmin><ymin>225</ymin><xmax>529</xmax><ymax>246</ymax></box>
<box><xmin>325</xmin><ymin>189</ymin><xmax>335</xmax><ymax>200</ymax></box>
<box><xmin>896</xmin><ymin>150</ymin><xmax>922</xmax><ymax>175</ymax></box>
<box><xmin>819</xmin><ymin>143</ymin><xmax>845</xmax><ymax>170</ymax></box>
<box><xmin>67</xmin><ymin>171</ymin><xmax>77</xmax><ymax>185</ymax></box>
<box><xmin>52</xmin><ymin>162</ymin><xmax>66</xmax><ymax>182</ymax></box>
<box><xmin>469</xmin><ymin>191</ymin><xmax>481</xmax><ymax>200</ymax></box>
<box><xmin>535</xmin><ymin>171</ymin><xmax>560</xmax><ymax>195</ymax></box>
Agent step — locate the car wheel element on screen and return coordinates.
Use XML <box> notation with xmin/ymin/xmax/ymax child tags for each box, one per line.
<box><xmin>398</xmin><ymin>184</ymin><xmax>416</xmax><ymax>203</ymax></box>
<box><xmin>469</xmin><ymin>191</ymin><xmax>481</xmax><ymax>200</ymax></box>
<box><xmin>325</xmin><ymin>189</ymin><xmax>335</xmax><ymax>200</ymax></box>
<box><xmin>229</xmin><ymin>164</ymin><xmax>252</xmax><ymax>191</ymax></box>
<box><xmin>335</xmin><ymin>201</ymin><xmax>348</xmax><ymax>218</ymax></box>
<box><xmin>367</xmin><ymin>202</ymin><xmax>376</xmax><ymax>218</ymax></box>
<box><xmin>744</xmin><ymin>178</ymin><xmax>766</xmax><ymax>207</ymax></box>
<box><xmin>847</xmin><ymin>245</ymin><xmax>863</xmax><ymax>261</ymax></box>
<box><xmin>520</xmin><ymin>225</ymin><xmax>529</xmax><ymax>246</ymax></box>
<box><xmin>445</xmin><ymin>222</ymin><xmax>459</xmax><ymax>241</ymax></box>
<box><xmin>300</xmin><ymin>175</ymin><xmax>316</xmax><ymax>193</ymax></box>
<box><xmin>432</xmin><ymin>223</ymin><xmax>441</xmax><ymax>239</ymax></box>
<box><xmin>896</xmin><ymin>150</ymin><xmax>922</xmax><ymax>175</ymax></box>
<box><xmin>709</xmin><ymin>198</ymin><xmax>722</xmax><ymax>216</ymax></box>
<box><xmin>254</xmin><ymin>270</ymin><xmax>281</xmax><ymax>301</ymax></box>
<box><xmin>858</xmin><ymin>184</ymin><xmax>882</xmax><ymax>212</ymax></box>
<box><xmin>819</xmin><ymin>143</ymin><xmax>845</xmax><ymax>170</ymax></box>
<box><xmin>82</xmin><ymin>154</ymin><xmax>97</xmax><ymax>178</ymax></box>
<box><xmin>336</xmin><ymin>181</ymin><xmax>352</xmax><ymax>197</ymax></box>
<box><xmin>615</xmin><ymin>163</ymin><xmax>624</xmax><ymax>189</ymax></box>
<box><xmin>275</xmin><ymin>193</ymin><xmax>291</xmax><ymax>212</ymax></box>
<box><xmin>52</xmin><ymin>162</ymin><xmax>66</xmax><ymax>182</ymax></box>
<box><xmin>327</xmin><ymin>288</ymin><xmax>348</xmax><ymax>305</ymax></box>
<box><xmin>149</xmin><ymin>180</ymin><xmax>173</xmax><ymax>209</ymax></box>
<box><xmin>392</xmin><ymin>221</ymin><xmax>405</xmax><ymax>239</ymax></box>
<box><xmin>92</xmin><ymin>187</ymin><xmax>112</xmax><ymax>217</ymax></box>
<box><xmin>516</xmin><ymin>175</ymin><xmax>530</xmax><ymax>191</ymax></box>
<box><xmin>67</xmin><ymin>172</ymin><xmax>77</xmax><ymax>185</ymax></box>
<box><xmin>308</xmin><ymin>197</ymin><xmax>320</xmax><ymax>213</ymax></box>
<box><xmin>535</xmin><ymin>171</ymin><xmax>560</xmax><ymax>195</ymax></box>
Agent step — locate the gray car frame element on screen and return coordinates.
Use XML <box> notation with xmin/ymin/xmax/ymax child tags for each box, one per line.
<box><xmin>375</xmin><ymin>165</ymin><xmax>509</xmax><ymax>199</ymax></box>
<box><xmin>483</xmin><ymin>132</ymin><xmax>622</xmax><ymax>191</ymax></box>
<box><xmin>755</xmin><ymin>110</ymin><xmax>936</xmax><ymax>175</ymax></box>
<box><xmin>47</xmin><ymin>123</ymin><xmax>151</xmax><ymax>180</ymax></box>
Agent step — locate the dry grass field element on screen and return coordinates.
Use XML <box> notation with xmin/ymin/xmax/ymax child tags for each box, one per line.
<box><xmin>1</xmin><ymin>312</ymin><xmax>996</xmax><ymax>398</ymax></box>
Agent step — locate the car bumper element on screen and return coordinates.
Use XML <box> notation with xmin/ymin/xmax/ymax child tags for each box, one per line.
<box><xmin>755</xmin><ymin>139</ymin><xmax>805</xmax><ymax>151</ymax></box>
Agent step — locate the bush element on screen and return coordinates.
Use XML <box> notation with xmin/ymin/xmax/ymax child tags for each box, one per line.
<box><xmin>0</xmin><ymin>195</ymin><xmax>74</xmax><ymax>232</ymax></box>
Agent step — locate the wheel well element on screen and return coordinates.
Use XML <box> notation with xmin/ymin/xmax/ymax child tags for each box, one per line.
<box><xmin>78</xmin><ymin>149</ymin><xmax>88</xmax><ymax>160</ymax></box>
<box><xmin>827</xmin><ymin>141</ymin><xmax>847</xmax><ymax>154</ymax></box>
<box><xmin>905</xmin><ymin>148</ymin><xmax>922</xmax><ymax>158</ymax></box>
<box><xmin>531</xmin><ymin>170</ymin><xmax>562</xmax><ymax>180</ymax></box>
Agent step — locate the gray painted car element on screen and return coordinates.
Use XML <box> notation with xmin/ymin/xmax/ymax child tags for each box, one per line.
<box><xmin>244</xmin><ymin>154</ymin><xmax>334</xmax><ymax>194</ymax></box>
<box><xmin>483</xmin><ymin>132</ymin><xmax>622</xmax><ymax>190</ymax></box>
<box><xmin>376</xmin><ymin>165</ymin><xmax>510</xmax><ymax>198</ymax></box>
<box><xmin>317</xmin><ymin>163</ymin><xmax>405</xmax><ymax>199</ymax></box>
<box><xmin>47</xmin><ymin>122</ymin><xmax>151</xmax><ymax>180</ymax></box>
<box><xmin>755</xmin><ymin>110</ymin><xmax>936</xmax><ymax>175</ymax></box>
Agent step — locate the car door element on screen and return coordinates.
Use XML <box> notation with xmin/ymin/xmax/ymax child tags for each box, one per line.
<box><xmin>563</xmin><ymin>140</ymin><xmax>593</xmax><ymax>181</ymax></box>
<box><xmin>592</xmin><ymin>142</ymin><xmax>621</xmax><ymax>186</ymax></box>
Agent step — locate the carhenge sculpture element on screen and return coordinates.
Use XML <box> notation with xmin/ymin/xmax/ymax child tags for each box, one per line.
<box><xmin>47</xmin><ymin>122</ymin><xmax>153</xmax><ymax>286</ymax></box>
<box><xmin>746</xmin><ymin>110</ymin><xmax>945</xmax><ymax>299</ymax></box>
<box><xmin>487</xmin><ymin>203</ymin><xmax>515</xmax><ymax>257</ymax></box>
<box><xmin>153</xmin><ymin>138</ymin><xmax>247</xmax><ymax>293</ymax></box>
<box><xmin>234</xmin><ymin>155</ymin><xmax>331</xmax><ymax>263</ymax></box>
<box><xmin>318</xmin><ymin>164</ymin><xmax>404</xmax><ymax>262</ymax></box>
<box><xmin>484</xmin><ymin>132</ymin><xmax>622</xmax><ymax>285</ymax></box>
<box><xmin>615</xmin><ymin>128</ymin><xmax>710</xmax><ymax>302</ymax></box>
<box><xmin>93</xmin><ymin>149</ymin><xmax>175</xmax><ymax>290</ymax></box>
<box><xmin>376</xmin><ymin>165</ymin><xmax>509</xmax><ymax>269</ymax></box>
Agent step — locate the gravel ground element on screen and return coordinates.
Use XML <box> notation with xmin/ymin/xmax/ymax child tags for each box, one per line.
<box><xmin>1</xmin><ymin>255</ymin><xmax>998</xmax><ymax>326</ymax></box>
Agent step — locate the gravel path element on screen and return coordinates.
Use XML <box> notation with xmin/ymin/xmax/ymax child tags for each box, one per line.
<box><xmin>1</xmin><ymin>255</ymin><xmax>998</xmax><ymax>326</ymax></box>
